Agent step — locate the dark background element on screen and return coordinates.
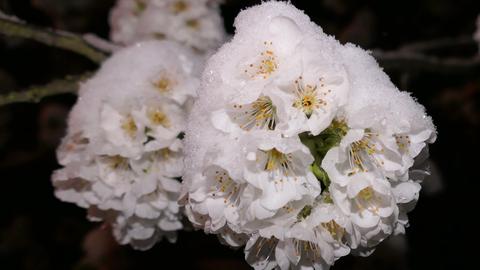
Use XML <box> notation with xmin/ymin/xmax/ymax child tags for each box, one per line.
<box><xmin>0</xmin><ymin>0</ymin><xmax>478</xmax><ymax>269</ymax></box>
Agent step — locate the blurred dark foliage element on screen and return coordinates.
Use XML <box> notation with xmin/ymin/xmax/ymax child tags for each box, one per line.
<box><xmin>0</xmin><ymin>0</ymin><xmax>479</xmax><ymax>269</ymax></box>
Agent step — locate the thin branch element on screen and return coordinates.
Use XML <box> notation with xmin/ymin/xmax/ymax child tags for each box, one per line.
<box><xmin>398</xmin><ymin>36</ymin><xmax>475</xmax><ymax>53</ymax></box>
<box><xmin>371</xmin><ymin>35</ymin><xmax>480</xmax><ymax>74</ymax></box>
<box><xmin>0</xmin><ymin>73</ymin><xmax>91</xmax><ymax>106</ymax></box>
<box><xmin>83</xmin><ymin>33</ymin><xmax>120</xmax><ymax>53</ymax></box>
<box><xmin>0</xmin><ymin>12</ymin><xmax>108</xmax><ymax>63</ymax></box>
<box><xmin>373</xmin><ymin>50</ymin><xmax>480</xmax><ymax>74</ymax></box>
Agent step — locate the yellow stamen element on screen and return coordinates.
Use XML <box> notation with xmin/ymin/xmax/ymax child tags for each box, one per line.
<box><xmin>232</xmin><ymin>95</ymin><xmax>277</xmax><ymax>130</ymax></box>
<box><xmin>148</xmin><ymin>108</ymin><xmax>170</xmax><ymax>127</ymax></box>
<box><xmin>121</xmin><ymin>115</ymin><xmax>138</xmax><ymax>138</ymax></box>
<box><xmin>186</xmin><ymin>19</ymin><xmax>200</xmax><ymax>29</ymax></box>
<box><xmin>212</xmin><ymin>170</ymin><xmax>240</xmax><ymax>205</ymax></box>
<box><xmin>153</xmin><ymin>76</ymin><xmax>174</xmax><ymax>93</ymax></box>
<box><xmin>292</xmin><ymin>77</ymin><xmax>325</xmax><ymax>117</ymax></box>
<box><xmin>172</xmin><ymin>1</ymin><xmax>188</xmax><ymax>13</ymax></box>
<box><xmin>244</xmin><ymin>41</ymin><xmax>278</xmax><ymax>79</ymax></box>
<box><xmin>355</xmin><ymin>186</ymin><xmax>380</xmax><ymax>215</ymax></box>
<box><xmin>160</xmin><ymin>148</ymin><xmax>171</xmax><ymax>160</ymax></box>
<box><xmin>264</xmin><ymin>148</ymin><xmax>292</xmax><ymax>176</ymax></box>
<box><xmin>348</xmin><ymin>131</ymin><xmax>384</xmax><ymax>175</ymax></box>
<box><xmin>107</xmin><ymin>155</ymin><xmax>128</xmax><ymax>170</ymax></box>
<box><xmin>322</xmin><ymin>220</ymin><xmax>346</xmax><ymax>241</ymax></box>
<box><xmin>359</xmin><ymin>187</ymin><xmax>374</xmax><ymax>201</ymax></box>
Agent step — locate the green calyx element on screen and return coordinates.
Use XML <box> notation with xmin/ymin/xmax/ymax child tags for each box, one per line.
<box><xmin>300</xmin><ymin>119</ymin><xmax>348</xmax><ymax>161</ymax></box>
<box><xmin>297</xmin><ymin>205</ymin><xmax>313</xmax><ymax>221</ymax></box>
<box><xmin>293</xmin><ymin>120</ymin><xmax>348</xmax><ymax>221</ymax></box>
<box><xmin>310</xmin><ymin>163</ymin><xmax>330</xmax><ymax>188</ymax></box>
<box><xmin>300</xmin><ymin>119</ymin><xmax>348</xmax><ymax>190</ymax></box>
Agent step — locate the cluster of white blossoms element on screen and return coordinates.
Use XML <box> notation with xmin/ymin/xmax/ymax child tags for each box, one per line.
<box><xmin>109</xmin><ymin>0</ymin><xmax>226</xmax><ymax>52</ymax></box>
<box><xmin>181</xmin><ymin>2</ymin><xmax>436</xmax><ymax>270</ymax></box>
<box><xmin>52</xmin><ymin>41</ymin><xmax>202</xmax><ymax>250</ymax></box>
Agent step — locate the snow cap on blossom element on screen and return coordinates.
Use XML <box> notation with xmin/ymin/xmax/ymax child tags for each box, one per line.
<box><xmin>182</xmin><ymin>1</ymin><xmax>436</xmax><ymax>269</ymax></box>
<box><xmin>109</xmin><ymin>0</ymin><xmax>227</xmax><ymax>52</ymax></box>
<box><xmin>52</xmin><ymin>40</ymin><xmax>202</xmax><ymax>250</ymax></box>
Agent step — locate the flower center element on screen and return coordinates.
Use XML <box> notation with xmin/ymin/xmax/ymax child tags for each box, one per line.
<box><xmin>359</xmin><ymin>187</ymin><xmax>374</xmax><ymax>200</ymax></box>
<box><xmin>321</xmin><ymin>220</ymin><xmax>345</xmax><ymax>242</ymax></box>
<box><xmin>348</xmin><ymin>131</ymin><xmax>384</xmax><ymax>175</ymax></box>
<box><xmin>186</xmin><ymin>19</ymin><xmax>200</xmax><ymax>29</ymax></box>
<box><xmin>121</xmin><ymin>115</ymin><xmax>138</xmax><ymax>138</ymax></box>
<box><xmin>107</xmin><ymin>155</ymin><xmax>129</xmax><ymax>170</ymax></box>
<box><xmin>244</xmin><ymin>41</ymin><xmax>278</xmax><ymax>79</ymax></box>
<box><xmin>172</xmin><ymin>1</ymin><xmax>189</xmax><ymax>13</ymax></box>
<box><xmin>231</xmin><ymin>95</ymin><xmax>277</xmax><ymax>130</ymax></box>
<box><xmin>212</xmin><ymin>170</ymin><xmax>240</xmax><ymax>205</ymax></box>
<box><xmin>148</xmin><ymin>108</ymin><xmax>170</xmax><ymax>127</ymax></box>
<box><xmin>264</xmin><ymin>148</ymin><xmax>293</xmax><ymax>176</ymax></box>
<box><xmin>159</xmin><ymin>148</ymin><xmax>171</xmax><ymax>160</ymax></box>
<box><xmin>153</xmin><ymin>76</ymin><xmax>175</xmax><ymax>93</ymax></box>
<box><xmin>355</xmin><ymin>186</ymin><xmax>379</xmax><ymax>214</ymax></box>
<box><xmin>292</xmin><ymin>77</ymin><xmax>327</xmax><ymax>117</ymax></box>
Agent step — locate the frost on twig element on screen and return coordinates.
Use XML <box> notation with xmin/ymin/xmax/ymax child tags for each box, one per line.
<box><xmin>0</xmin><ymin>11</ymin><xmax>108</xmax><ymax>63</ymax></box>
<box><xmin>0</xmin><ymin>73</ymin><xmax>91</xmax><ymax>106</ymax></box>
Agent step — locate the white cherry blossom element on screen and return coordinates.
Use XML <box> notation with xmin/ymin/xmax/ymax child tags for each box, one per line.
<box><xmin>110</xmin><ymin>0</ymin><xmax>226</xmax><ymax>52</ymax></box>
<box><xmin>182</xmin><ymin>1</ymin><xmax>436</xmax><ymax>268</ymax></box>
<box><xmin>53</xmin><ymin>41</ymin><xmax>200</xmax><ymax>250</ymax></box>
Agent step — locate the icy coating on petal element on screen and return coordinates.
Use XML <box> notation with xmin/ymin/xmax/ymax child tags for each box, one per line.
<box><xmin>182</xmin><ymin>1</ymin><xmax>436</xmax><ymax>270</ymax></box>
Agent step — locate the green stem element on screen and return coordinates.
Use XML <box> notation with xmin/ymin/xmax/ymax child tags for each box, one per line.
<box><xmin>310</xmin><ymin>163</ymin><xmax>330</xmax><ymax>188</ymax></box>
<box><xmin>0</xmin><ymin>15</ymin><xmax>108</xmax><ymax>63</ymax></box>
<box><xmin>0</xmin><ymin>73</ymin><xmax>91</xmax><ymax>106</ymax></box>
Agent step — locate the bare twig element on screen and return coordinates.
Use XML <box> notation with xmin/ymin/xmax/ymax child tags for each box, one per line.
<box><xmin>0</xmin><ymin>73</ymin><xmax>91</xmax><ymax>106</ymax></box>
<box><xmin>373</xmin><ymin>50</ymin><xmax>480</xmax><ymax>74</ymax></box>
<box><xmin>371</xmin><ymin>35</ymin><xmax>480</xmax><ymax>74</ymax></box>
<box><xmin>398</xmin><ymin>36</ymin><xmax>475</xmax><ymax>52</ymax></box>
<box><xmin>83</xmin><ymin>33</ymin><xmax>120</xmax><ymax>53</ymax></box>
<box><xmin>0</xmin><ymin>13</ymin><xmax>108</xmax><ymax>63</ymax></box>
